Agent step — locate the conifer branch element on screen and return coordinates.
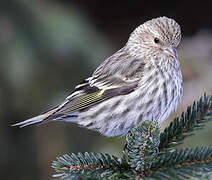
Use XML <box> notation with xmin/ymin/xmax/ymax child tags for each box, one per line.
<box><xmin>52</xmin><ymin>152</ymin><xmax>134</xmax><ymax>179</ymax></box>
<box><xmin>52</xmin><ymin>94</ymin><xmax>212</xmax><ymax>179</ymax></box>
<box><xmin>159</xmin><ymin>94</ymin><xmax>212</xmax><ymax>153</ymax></box>
<box><xmin>123</xmin><ymin>120</ymin><xmax>160</xmax><ymax>174</ymax></box>
<box><xmin>196</xmin><ymin>171</ymin><xmax>212</xmax><ymax>180</ymax></box>
<box><xmin>147</xmin><ymin>146</ymin><xmax>212</xmax><ymax>179</ymax></box>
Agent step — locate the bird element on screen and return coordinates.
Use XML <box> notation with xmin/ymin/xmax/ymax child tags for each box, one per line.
<box><xmin>13</xmin><ymin>16</ymin><xmax>183</xmax><ymax>137</ymax></box>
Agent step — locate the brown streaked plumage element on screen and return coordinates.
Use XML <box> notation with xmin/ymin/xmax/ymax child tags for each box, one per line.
<box><xmin>13</xmin><ymin>17</ymin><xmax>183</xmax><ymax>136</ymax></box>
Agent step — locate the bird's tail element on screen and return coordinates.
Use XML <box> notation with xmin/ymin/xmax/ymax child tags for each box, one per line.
<box><xmin>12</xmin><ymin>108</ymin><xmax>59</xmax><ymax>128</ymax></box>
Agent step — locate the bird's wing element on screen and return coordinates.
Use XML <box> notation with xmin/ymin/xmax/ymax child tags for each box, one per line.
<box><xmin>50</xmin><ymin>47</ymin><xmax>146</xmax><ymax>116</ymax></box>
<box><xmin>57</xmin><ymin>80</ymin><xmax>139</xmax><ymax>115</ymax></box>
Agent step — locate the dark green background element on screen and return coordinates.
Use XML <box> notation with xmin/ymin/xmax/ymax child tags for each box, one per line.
<box><xmin>1</xmin><ymin>0</ymin><xmax>212</xmax><ymax>179</ymax></box>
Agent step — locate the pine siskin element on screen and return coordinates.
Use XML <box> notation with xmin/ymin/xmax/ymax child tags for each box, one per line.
<box><xmin>13</xmin><ymin>16</ymin><xmax>183</xmax><ymax>136</ymax></box>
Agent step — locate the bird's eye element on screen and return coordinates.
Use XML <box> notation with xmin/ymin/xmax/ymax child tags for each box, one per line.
<box><xmin>154</xmin><ymin>37</ymin><xmax>160</xmax><ymax>44</ymax></box>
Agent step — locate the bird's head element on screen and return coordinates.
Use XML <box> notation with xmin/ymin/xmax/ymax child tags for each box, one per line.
<box><xmin>127</xmin><ymin>16</ymin><xmax>181</xmax><ymax>60</ymax></box>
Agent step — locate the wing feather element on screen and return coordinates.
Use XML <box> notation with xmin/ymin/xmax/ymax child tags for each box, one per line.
<box><xmin>60</xmin><ymin>90</ymin><xmax>105</xmax><ymax>113</ymax></box>
<box><xmin>47</xmin><ymin>47</ymin><xmax>146</xmax><ymax>118</ymax></box>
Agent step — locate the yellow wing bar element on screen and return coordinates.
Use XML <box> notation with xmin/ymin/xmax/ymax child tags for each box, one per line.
<box><xmin>59</xmin><ymin>89</ymin><xmax>105</xmax><ymax>114</ymax></box>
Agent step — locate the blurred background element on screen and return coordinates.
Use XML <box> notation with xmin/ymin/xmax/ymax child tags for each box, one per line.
<box><xmin>1</xmin><ymin>0</ymin><xmax>212</xmax><ymax>179</ymax></box>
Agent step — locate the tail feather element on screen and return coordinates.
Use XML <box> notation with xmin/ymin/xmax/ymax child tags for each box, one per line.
<box><xmin>12</xmin><ymin>115</ymin><xmax>46</xmax><ymax>128</ymax></box>
<box><xmin>12</xmin><ymin>108</ymin><xmax>59</xmax><ymax>128</ymax></box>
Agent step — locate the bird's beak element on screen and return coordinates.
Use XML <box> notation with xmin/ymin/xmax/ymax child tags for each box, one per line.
<box><xmin>164</xmin><ymin>45</ymin><xmax>178</xmax><ymax>59</ymax></box>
